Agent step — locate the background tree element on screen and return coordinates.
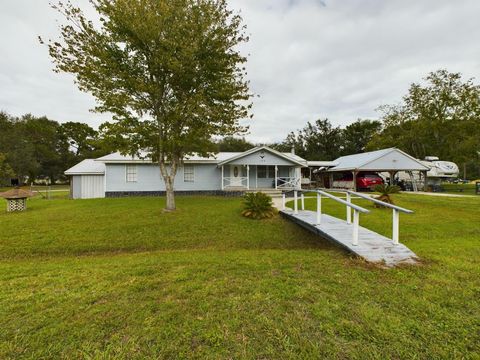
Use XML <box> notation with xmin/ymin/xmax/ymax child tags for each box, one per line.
<box><xmin>216</xmin><ymin>136</ymin><xmax>255</xmax><ymax>152</ymax></box>
<box><xmin>0</xmin><ymin>153</ymin><xmax>15</xmax><ymax>186</ymax></box>
<box><xmin>45</xmin><ymin>0</ymin><xmax>252</xmax><ymax>210</ymax></box>
<box><xmin>0</xmin><ymin>112</ymin><xmax>108</xmax><ymax>185</ymax></box>
<box><xmin>0</xmin><ymin>112</ymin><xmax>40</xmax><ymax>183</ymax></box>
<box><xmin>60</xmin><ymin>122</ymin><xmax>98</xmax><ymax>158</ymax></box>
<box><xmin>22</xmin><ymin>115</ymin><xmax>70</xmax><ymax>183</ymax></box>
<box><xmin>368</xmin><ymin>70</ymin><xmax>480</xmax><ymax>178</ymax></box>
<box><xmin>274</xmin><ymin>119</ymin><xmax>343</xmax><ymax>160</ymax></box>
<box><xmin>342</xmin><ymin>119</ymin><xmax>381</xmax><ymax>155</ymax></box>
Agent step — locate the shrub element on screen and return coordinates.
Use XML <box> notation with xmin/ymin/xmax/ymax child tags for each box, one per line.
<box><xmin>241</xmin><ymin>192</ymin><xmax>277</xmax><ymax>219</ymax></box>
<box><xmin>373</xmin><ymin>184</ymin><xmax>401</xmax><ymax>206</ymax></box>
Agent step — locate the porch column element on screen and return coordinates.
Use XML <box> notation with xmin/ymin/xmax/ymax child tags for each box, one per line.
<box><xmin>246</xmin><ymin>165</ymin><xmax>250</xmax><ymax>190</ymax></box>
<box><xmin>275</xmin><ymin>165</ymin><xmax>278</xmax><ymax>189</ymax></box>
<box><xmin>423</xmin><ymin>170</ymin><xmax>428</xmax><ymax>192</ymax></box>
<box><xmin>352</xmin><ymin>171</ymin><xmax>358</xmax><ymax>192</ymax></box>
<box><xmin>389</xmin><ymin>171</ymin><xmax>396</xmax><ymax>186</ymax></box>
<box><xmin>221</xmin><ymin>165</ymin><xmax>224</xmax><ymax>190</ymax></box>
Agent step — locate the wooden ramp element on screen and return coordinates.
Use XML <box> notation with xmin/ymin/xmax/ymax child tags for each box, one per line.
<box><xmin>280</xmin><ymin>209</ymin><xmax>419</xmax><ymax>267</ymax></box>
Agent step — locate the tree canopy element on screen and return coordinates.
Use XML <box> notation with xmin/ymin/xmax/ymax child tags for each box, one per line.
<box><xmin>216</xmin><ymin>136</ymin><xmax>255</xmax><ymax>152</ymax></box>
<box><xmin>0</xmin><ymin>112</ymin><xmax>110</xmax><ymax>185</ymax></box>
<box><xmin>46</xmin><ymin>0</ymin><xmax>252</xmax><ymax>210</ymax></box>
<box><xmin>368</xmin><ymin>70</ymin><xmax>480</xmax><ymax>178</ymax></box>
<box><xmin>274</xmin><ymin>118</ymin><xmax>380</xmax><ymax>161</ymax></box>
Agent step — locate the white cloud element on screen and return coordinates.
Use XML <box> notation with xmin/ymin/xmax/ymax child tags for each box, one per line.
<box><xmin>1</xmin><ymin>0</ymin><xmax>480</xmax><ymax>143</ymax></box>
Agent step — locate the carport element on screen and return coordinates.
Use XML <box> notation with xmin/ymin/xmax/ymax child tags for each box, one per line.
<box><xmin>324</xmin><ymin>148</ymin><xmax>430</xmax><ymax>191</ymax></box>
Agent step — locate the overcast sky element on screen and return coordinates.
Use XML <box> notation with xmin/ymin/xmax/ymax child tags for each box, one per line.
<box><xmin>1</xmin><ymin>0</ymin><xmax>480</xmax><ymax>143</ymax></box>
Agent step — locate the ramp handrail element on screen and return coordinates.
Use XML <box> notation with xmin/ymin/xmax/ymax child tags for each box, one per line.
<box><xmin>282</xmin><ymin>189</ymin><xmax>370</xmax><ymax>246</ymax></box>
<box><xmin>346</xmin><ymin>190</ymin><xmax>413</xmax><ymax>214</ymax></box>
<box><xmin>317</xmin><ymin>188</ymin><xmax>414</xmax><ymax>245</ymax></box>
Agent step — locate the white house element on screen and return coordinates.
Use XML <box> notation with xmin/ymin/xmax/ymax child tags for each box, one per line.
<box><xmin>65</xmin><ymin>146</ymin><xmax>306</xmax><ymax>199</ymax></box>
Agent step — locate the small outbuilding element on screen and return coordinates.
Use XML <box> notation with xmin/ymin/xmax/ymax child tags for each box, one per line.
<box><xmin>0</xmin><ymin>188</ymin><xmax>35</xmax><ymax>212</ymax></box>
<box><xmin>325</xmin><ymin>148</ymin><xmax>430</xmax><ymax>191</ymax></box>
<box><xmin>65</xmin><ymin>159</ymin><xmax>106</xmax><ymax>199</ymax></box>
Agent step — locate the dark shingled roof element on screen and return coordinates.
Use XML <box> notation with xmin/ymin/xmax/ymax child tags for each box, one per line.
<box><xmin>0</xmin><ymin>188</ymin><xmax>35</xmax><ymax>199</ymax></box>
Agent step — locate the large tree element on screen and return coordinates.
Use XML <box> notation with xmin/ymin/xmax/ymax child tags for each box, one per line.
<box><xmin>368</xmin><ymin>70</ymin><xmax>480</xmax><ymax>177</ymax></box>
<box><xmin>0</xmin><ymin>113</ymin><xmax>40</xmax><ymax>183</ymax></box>
<box><xmin>45</xmin><ymin>0</ymin><xmax>252</xmax><ymax>210</ymax></box>
<box><xmin>216</xmin><ymin>136</ymin><xmax>254</xmax><ymax>152</ymax></box>
<box><xmin>22</xmin><ymin>115</ymin><xmax>70</xmax><ymax>182</ymax></box>
<box><xmin>60</xmin><ymin>122</ymin><xmax>98</xmax><ymax>158</ymax></box>
<box><xmin>341</xmin><ymin>119</ymin><xmax>381</xmax><ymax>155</ymax></box>
<box><xmin>0</xmin><ymin>153</ymin><xmax>15</xmax><ymax>186</ymax></box>
<box><xmin>274</xmin><ymin>119</ymin><xmax>343</xmax><ymax>160</ymax></box>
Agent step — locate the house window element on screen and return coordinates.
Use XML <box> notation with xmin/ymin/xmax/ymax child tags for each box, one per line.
<box><xmin>184</xmin><ymin>165</ymin><xmax>194</xmax><ymax>182</ymax></box>
<box><xmin>257</xmin><ymin>165</ymin><xmax>275</xmax><ymax>178</ymax></box>
<box><xmin>126</xmin><ymin>165</ymin><xmax>137</xmax><ymax>182</ymax></box>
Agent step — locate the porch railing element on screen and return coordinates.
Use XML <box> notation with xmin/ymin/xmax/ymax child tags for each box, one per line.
<box><xmin>277</xmin><ymin>177</ymin><xmax>300</xmax><ymax>189</ymax></box>
<box><xmin>223</xmin><ymin>177</ymin><xmax>248</xmax><ymax>188</ymax></box>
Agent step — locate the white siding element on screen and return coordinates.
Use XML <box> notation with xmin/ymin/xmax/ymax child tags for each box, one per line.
<box><xmin>71</xmin><ymin>176</ymin><xmax>82</xmax><ymax>199</ymax></box>
<box><xmin>80</xmin><ymin>175</ymin><xmax>105</xmax><ymax>199</ymax></box>
<box><xmin>105</xmin><ymin>164</ymin><xmax>222</xmax><ymax>192</ymax></box>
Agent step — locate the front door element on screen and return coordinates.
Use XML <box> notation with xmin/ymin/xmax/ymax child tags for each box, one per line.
<box><xmin>230</xmin><ymin>165</ymin><xmax>242</xmax><ymax>187</ymax></box>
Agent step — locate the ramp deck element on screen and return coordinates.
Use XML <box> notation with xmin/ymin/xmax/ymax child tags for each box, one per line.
<box><xmin>281</xmin><ymin>209</ymin><xmax>419</xmax><ymax>267</ymax></box>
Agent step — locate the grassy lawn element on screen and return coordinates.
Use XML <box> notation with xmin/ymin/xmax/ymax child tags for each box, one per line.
<box><xmin>441</xmin><ymin>183</ymin><xmax>478</xmax><ymax>195</ymax></box>
<box><xmin>0</xmin><ymin>195</ymin><xmax>479</xmax><ymax>359</ymax></box>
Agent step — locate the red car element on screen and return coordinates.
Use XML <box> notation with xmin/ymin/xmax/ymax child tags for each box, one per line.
<box><xmin>333</xmin><ymin>172</ymin><xmax>384</xmax><ymax>191</ymax></box>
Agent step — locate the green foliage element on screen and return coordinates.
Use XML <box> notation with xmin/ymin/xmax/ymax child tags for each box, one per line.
<box><xmin>273</xmin><ymin>118</ymin><xmax>381</xmax><ymax>160</ymax></box>
<box><xmin>373</xmin><ymin>184</ymin><xmax>401</xmax><ymax>205</ymax></box>
<box><xmin>0</xmin><ymin>195</ymin><xmax>479</xmax><ymax>358</ymax></box>
<box><xmin>0</xmin><ymin>112</ymin><xmax>108</xmax><ymax>184</ymax></box>
<box><xmin>45</xmin><ymin>0</ymin><xmax>253</xmax><ymax>210</ymax></box>
<box><xmin>342</xmin><ymin>119</ymin><xmax>382</xmax><ymax>155</ymax></box>
<box><xmin>0</xmin><ymin>153</ymin><xmax>14</xmax><ymax>186</ymax></box>
<box><xmin>367</xmin><ymin>70</ymin><xmax>480</xmax><ymax>178</ymax></box>
<box><xmin>60</xmin><ymin>122</ymin><xmax>98</xmax><ymax>157</ymax></box>
<box><xmin>241</xmin><ymin>192</ymin><xmax>277</xmax><ymax>219</ymax></box>
<box><xmin>216</xmin><ymin>136</ymin><xmax>255</xmax><ymax>152</ymax></box>
<box><xmin>274</xmin><ymin>118</ymin><xmax>344</xmax><ymax>160</ymax></box>
<box><xmin>441</xmin><ymin>183</ymin><xmax>477</xmax><ymax>194</ymax></box>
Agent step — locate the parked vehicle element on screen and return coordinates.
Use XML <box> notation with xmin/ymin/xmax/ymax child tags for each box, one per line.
<box><xmin>333</xmin><ymin>172</ymin><xmax>384</xmax><ymax>191</ymax></box>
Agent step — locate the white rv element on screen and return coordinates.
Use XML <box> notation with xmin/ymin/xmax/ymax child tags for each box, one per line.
<box><xmin>391</xmin><ymin>156</ymin><xmax>459</xmax><ymax>191</ymax></box>
<box><xmin>420</xmin><ymin>156</ymin><xmax>459</xmax><ymax>179</ymax></box>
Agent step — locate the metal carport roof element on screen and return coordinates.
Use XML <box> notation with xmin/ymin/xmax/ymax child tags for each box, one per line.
<box><xmin>327</xmin><ymin>148</ymin><xmax>430</xmax><ymax>172</ymax></box>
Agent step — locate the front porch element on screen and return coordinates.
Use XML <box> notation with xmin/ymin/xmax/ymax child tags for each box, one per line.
<box><xmin>221</xmin><ymin>164</ymin><xmax>301</xmax><ymax>191</ymax></box>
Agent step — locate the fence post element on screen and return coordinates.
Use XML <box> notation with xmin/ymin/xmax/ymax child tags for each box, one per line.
<box><xmin>316</xmin><ymin>192</ymin><xmax>321</xmax><ymax>225</ymax></box>
<box><xmin>352</xmin><ymin>209</ymin><xmax>359</xmax><ymax>246</ymax></box>
<box><xmin>392</xmin><ymin>209</ymin><xmax>399</xmax><ymax>245</ymax></box>
<box><xmin>346</xmin><ymin>192</ymin><xmax>352</xmax><ymax>224</ymax></box>
<box><xmin>282</xmin><ymin>193</ymin><xmax>286</xmax><ymax>211</ymax></box>
<box><xmin>301</xmin><ymin>193</ymin><xmax>305</xmax><ymax>210</ymax></box>
<box><xmin>294</xmin><ymin>190</ymin><xmax>298</xmax><ymax>214</ymax></box>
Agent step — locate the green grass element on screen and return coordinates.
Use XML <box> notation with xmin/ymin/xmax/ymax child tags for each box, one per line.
<box><xmin>0</xmin><ymin>195</ymin><xmax>479</xmax><ymax>359</ymax></box>
<box><xmin>441</xmin><ymin>183</ymin><xmax>478</xmax><ymax>195</ymax></box>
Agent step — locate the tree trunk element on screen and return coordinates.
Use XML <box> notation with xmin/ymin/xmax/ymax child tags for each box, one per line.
<box><xmin>164</xmin><ymin>175</ymin><xmax>175</xmax><ymax>211</ymax></box>
<box><xmin>159</xmin><ymin>158</ymin><xmax>179</xmax><ymax>211</ymax></box>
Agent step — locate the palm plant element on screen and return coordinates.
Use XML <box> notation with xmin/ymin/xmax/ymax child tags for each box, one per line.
<box><xmin>241</xmin><ymin>192</ymin><xmax>277</xmax><ymax>219</ymax></box>
<box><xmin>373</xmin><ymin>184</ymin><xmax>401</xmax><ymax>205</ymax></box>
